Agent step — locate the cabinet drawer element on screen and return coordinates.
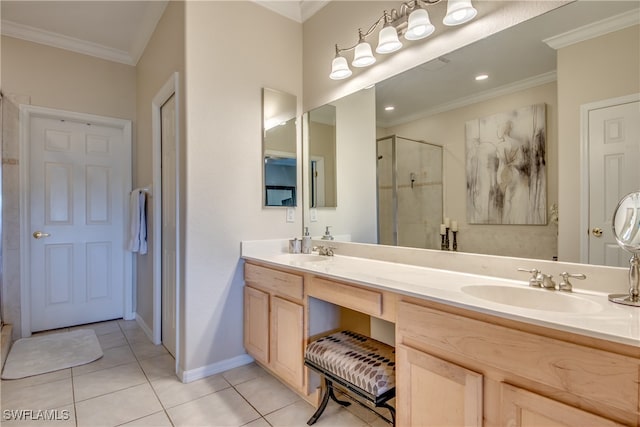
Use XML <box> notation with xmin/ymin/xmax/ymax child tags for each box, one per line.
<box><xmin>245</xmin><ymin>263</ymin><xmax>303</xmax><ymax>301</ymax></box>
<box><xmin>397</xmin><ymin>300</ymin><xmax>639</xmax><ymax>416</ymax></box>
<box><xmin>308</xmin><ymin>277</ymin><xmax>382</xmax><ymax>317</ymax></box>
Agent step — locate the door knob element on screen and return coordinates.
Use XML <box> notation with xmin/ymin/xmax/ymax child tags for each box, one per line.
<box><xmin>32</xmin><ymin>231</ymin><xmax>51</xmax><ymax>239</ymax></box>
<box><xmin>592</xmin><ymin>227</ymin><xmax>603</xmax><ymax>237</ymax></box>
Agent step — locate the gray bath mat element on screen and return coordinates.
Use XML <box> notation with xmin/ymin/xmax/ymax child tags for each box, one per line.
<box><xmin>1</xmin><ymin>329</ymin><xmax>103</xmax><ymax>379</ymax></box>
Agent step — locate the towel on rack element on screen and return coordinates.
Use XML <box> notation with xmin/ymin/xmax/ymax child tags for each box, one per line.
<box><xmin>127</xmin><ymin>189</ymin><xmax>147</xmax><ymax>255</ymax></box>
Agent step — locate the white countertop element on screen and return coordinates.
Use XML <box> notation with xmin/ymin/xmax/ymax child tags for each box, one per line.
<box><xmin>242</xmin><ymin>241</ymin><xmax>640</xmax><ymax>348</ymax></box>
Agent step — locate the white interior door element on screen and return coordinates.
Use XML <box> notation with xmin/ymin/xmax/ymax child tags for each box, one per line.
<box><xmin>29</xmin><ymin>114</ymin><xmax>130</xmax><ymax>332</ymax></box>
<box><xmin>161</xmin><ymin>94</ymin><xmax>177</xmax><ymax>357</ymax></box>
<box><xmin>588</xmin><ymin>99</ymin><xmax>640</xmax><ymax>266</ymax></box>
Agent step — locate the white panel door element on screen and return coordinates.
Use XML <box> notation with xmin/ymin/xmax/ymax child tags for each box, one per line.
<box><xmin>161</xmin><ymin>94</ymin><xmax>177</xmax><ymax>357</ymax></box>
<box><xmin>30</xmin><ymin>116</ymin><xmax>129</xmax><ymax>331</ymax></box>
<box><xmin>589</xmin><ymin>100</ymin><xmax>640</xmax><ymax>266</ymax></box>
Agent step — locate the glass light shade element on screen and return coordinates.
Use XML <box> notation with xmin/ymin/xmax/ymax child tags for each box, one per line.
<box><xmin>443</xmin><ymin>0</ymin><xmax>477</xmax><ymax>26</ymax></box>
<box><xmin>352</xmin><ymin>41</ymin><xmax>376</xmax><ymax>67</ymax></box>
<box><xmin>330</xmin><ymin>56</ymin><xmax>352</xmax><ymax>80</ymax></box>
<box><xmin>376</xmin><ymin>26</ymin><xmax>403</xmax><ymax>54</ymax></box>
<box><xmin>405</xmin><ymin>8</ymin><xmax>435</xmax><ymax>41</ymax></box>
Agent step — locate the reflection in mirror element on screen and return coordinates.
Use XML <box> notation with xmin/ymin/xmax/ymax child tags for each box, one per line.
<box><xmin>306</xmin><ymin>1</ymin><xmax>639</xmax><ymax>262</ymax></box>
<box><xmin>263</xmin><ymin>88</ymin><xmax>297</xmax><ymax>207</ymax></box>
<box><xmin>308</xmin><ymin>105</ymin><xmax>337</xmax><ymax>208</ymax></box>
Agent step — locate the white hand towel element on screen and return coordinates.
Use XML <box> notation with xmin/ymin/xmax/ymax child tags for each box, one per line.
<box><xmin>127</xmin><ymin>189</ymin><xmax>147</xmax><ymax>254</ymax></box>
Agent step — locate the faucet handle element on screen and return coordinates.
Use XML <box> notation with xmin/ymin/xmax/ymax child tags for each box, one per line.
<box><xmin>518</xmin><ymin>268</ymin><xmax>541</xmax><ymax>287</ymax></box>
<box><xmin>558</xmin><ymin>272</ymin><xmax>586</xmax><ymax>292</ymax></box>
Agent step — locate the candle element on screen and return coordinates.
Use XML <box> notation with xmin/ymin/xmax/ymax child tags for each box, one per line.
<box><xmin>451</xmin><ymin>221</ymin><xmax>458</xmax><ymax>232</ymax></box>
<box><xmin>440</xmin><ymin>224</ymin><xmax>446</xmax><ymax>235</ymax></box>
<box><xmin>444</xmin><ymin>217</ymin><xmax>450</xmax><ymax>228</ymax></box>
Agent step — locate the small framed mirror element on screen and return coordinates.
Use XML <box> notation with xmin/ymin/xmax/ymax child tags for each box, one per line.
<box><xmin>262</xmin><ymin>88</ymin><xmax>297</xmax><ymax>207</ymax></box>
<box><xmin>609</xmin><ymin>191</ymin><xmax>640</xmax><ymax>307</ymax></box>
<box><xmin>307</xmin><ymin>104</ymin><xmax>337</xmax><ymax>208</ymax></box>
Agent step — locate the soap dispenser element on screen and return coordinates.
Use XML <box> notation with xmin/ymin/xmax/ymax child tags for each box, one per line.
<box><xmin>302</xmin><ymin>227</ymin><xmax>312</xmax><ymax>254</ymax></box>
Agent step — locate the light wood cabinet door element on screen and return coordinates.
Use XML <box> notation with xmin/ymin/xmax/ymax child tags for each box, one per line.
<box><xmin>397</xmin><ymin>344</ymin><xmax>483</xmax><ymax>427</ymax></box>
<box><xmin>501</xmin><ymin>383</ymin><xmax>626</xmax><ymax>427</ymax></box>
<box><xmin>270</xmin><ymin>296</ymin><xmax>304</xmax><ymax>388</ymax></box>
<box><xmin>244</xmin><ymin>286</ymin><xmax>269</xmax><ymax>365</ymax></box>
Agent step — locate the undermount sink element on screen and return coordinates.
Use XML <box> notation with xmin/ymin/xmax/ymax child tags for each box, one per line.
<box><xmin>461</xmin><ymin>285</ymin><xmax>602</xmax><ymax>313</ymax></box>
<box><xmin>273</xmin><ymin>253</ymin><xmax>330</xmax><ymax>264</ymax></box>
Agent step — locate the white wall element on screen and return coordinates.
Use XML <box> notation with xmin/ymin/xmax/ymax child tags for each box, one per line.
<box><xmin>304</xmin><ymin>88</ymin><xmax>377</xmax><ymax>242</ymax></box>
<box><xmin>183</xmin><ymin>1</ymin><xmax>302</xmax><ymax>373</ymax></box>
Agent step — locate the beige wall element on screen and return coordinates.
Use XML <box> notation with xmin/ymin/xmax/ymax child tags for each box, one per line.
<box><xmin>308</xmin><ymin>121</ymin><xmax>336</xmax><ymax>207</ymax></box>
<box><xmin>386</xmin><ymin>82</ymin><xmax>558</xmax><ymax>260</ymax></box>
<box><xmin>1</xmin><ymin>37</ymin><xmax>136</xmax><ymax>119</ymax></box>
<box><xmin>1</xmin><ymin>36</ymin><xmax>136</xmax><ymax>339</ymax></box>
<box><xmin>183</xmin><ymin>1</ymin><xmax>302</xmax><ymax>372</ymax></box>
<box><xmin>557</xmin><ymin>25</ymin><xmax>640</xmax><ymax>262</ymax></box>
<box><xmin>135</xmin><ymin>1</ymin><xmax>186</xmax><ymax>349</ymax></box>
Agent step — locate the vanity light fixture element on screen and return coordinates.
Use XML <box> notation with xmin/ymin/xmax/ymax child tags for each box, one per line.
<box><xmin>329</xmin><ymin>0</ymin><xmax>478</xmax><ymax>80</ymax></box>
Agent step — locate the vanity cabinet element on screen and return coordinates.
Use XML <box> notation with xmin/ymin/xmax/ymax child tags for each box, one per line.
<box><xmin>244</xmin><ymin>262</ymin><xmax>305</xmax><ymax>391</ymax></box>
<box><xmin>397</xmin><ymin>299</ymin><xmax>638</xmax><ymax>427</ymax></box>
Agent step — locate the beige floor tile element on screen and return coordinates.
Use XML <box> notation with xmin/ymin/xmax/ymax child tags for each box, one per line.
<box><xmin>0</xmin><ymin>404</ymin><xmax>75</xmax><ymax>427</ymax></box>
<box><xmin>72</xmin><ymin>320</ymin><xmax>121</xmax><ymax>336</ymax></box>
<box><xmin>139</xmin><ymin>354</ymin><xmax>175</xmax><ymax>381</ymax></box>
<box><xmin>122</xmin><ymin>328</ymin><xmax>149</xmax><ymax>342</ymax></box>
<box><xmin>221</xmin><ymin>362</ymin><xmax>268</xmax><ymax>386</ymax></box>
<box><xmin>167</xmin><ymin>387</ymin><xmax>261</xmax><ymax>427</ymax></box>
<box><xmin>0</xmin><ymin>377</ymin><xmax>73</xmax><ymax>411</ymax></box>
<box><xmin>0</xmin><ymin>368</ymin><xmax>70</xmax><ymax>391</ymax></box>
<box><xmin>266</xmin><ymin>400</ymin><xmax>367</xmax><ymax>427</ymax></box>
<box><xmin>243</xmin><ymin>417</ymin><xmax>271</xmax><ymax>427</ymax></box>
<box><xmin>117</xmin><ymin>319</ymin><xmax>140</xmax><ymax>331</ymax></box>
<box><xmin>151</xmin><ymin>373</ymin><xmax>230</xmax><ymax>409</ymax></box>
<box><xmin>119</xmin><ymin>410</ymin><xmax>172</xmax><ymax>426</ymax></box>
<box><xmin>75</xmin><ymin>383</ymin><xmax>162</xmax><ymax>427</ymax></box>
<box><xmin>234</xmin><ymin>373</ymin><xmax>300</xmax><ymax>416</ymax></box>
<box><xmin>72</xmin><ymin>344</ymin><xmax>136</xmax><ymax>376</ymax></box>
<box><xmin>73</xmin><ymin>362</ymin><xmax>147</xmax><ymax>402</ymax></box>
<box><xmin>129</xmin><ymin>340</ymin><xmax>168</xmax><ymax>360</ymax></box>
<box><xmin>97</xmin><ymin>330</ymin><xmax>128</xmax><ymax>350</ymax></box>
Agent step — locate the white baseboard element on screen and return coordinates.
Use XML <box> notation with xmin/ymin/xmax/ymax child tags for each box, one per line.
<box><xmin>178</xmin><ymin>354</ymin><xmax>254</xmax><ymax>383</ymax></box>
<box><xmin>135</xmin><ymin>313</ymin><xmax>157</xmax><ymax>344</ymax></box>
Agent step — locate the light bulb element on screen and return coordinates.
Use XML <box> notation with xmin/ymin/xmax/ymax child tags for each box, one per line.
<box><xmin>405</xmin><ymin>9</ymin><xmax>435</xmax><ymax>41</ymax></box>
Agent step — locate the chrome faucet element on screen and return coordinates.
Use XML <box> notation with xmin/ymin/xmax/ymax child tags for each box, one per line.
<box><xmin>321</xmin><ymin>226</ymin><xmax>334</xmax><ymax>240</ymax></box>
<box><xmin>558</xmin><ymin>272</ymin><xmax>586</xmax><ymax>292</ymax></box>
<box><xmin>314</xmin><ymin>245</ymin><xmax>335</xmax><ymax>256</ymax></box>
<box><xmin>517</xmin><ymin>268</ymin><xmax>556</xmax><ymax>289</ymax></box>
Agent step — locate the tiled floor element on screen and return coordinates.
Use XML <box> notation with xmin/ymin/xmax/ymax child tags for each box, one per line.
<box><xmin>1</xmin><ymin>320</ymin><xmax>391</xmax><ymax>426</ymax></box>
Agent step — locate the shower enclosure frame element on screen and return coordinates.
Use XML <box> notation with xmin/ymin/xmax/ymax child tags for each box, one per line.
<box><xmin>376</xmin><ymin>135</ymin><xmax>444</xmax><ymax>247</ymax></box>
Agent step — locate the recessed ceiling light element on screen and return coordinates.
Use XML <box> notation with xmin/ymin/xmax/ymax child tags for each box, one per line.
<box><xmin>475</xmin><ymin>74</ymin><xmax>489</xmax><ymax>81</ymax></box>
<box><xmin>384</xmin><ymin>106</ymin><xmax>395</xmax><ymax>111</ymax></box>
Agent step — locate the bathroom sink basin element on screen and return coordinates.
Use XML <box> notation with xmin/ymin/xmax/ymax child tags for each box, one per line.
<box><xmin>272</xmin><ymin>254</ymin><xmax>330</xmax><ymax>264</ymax></box>
<box><xmin>461</xmin><ymin>285</ymin><xmax>602</xmax><ymax>313</ymax></box>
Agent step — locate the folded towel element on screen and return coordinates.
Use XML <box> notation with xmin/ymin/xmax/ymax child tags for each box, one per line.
<box><xmin>127</xmin><ymin>189</ymin><xmax>147</xmax><ymax>254</ymax></box>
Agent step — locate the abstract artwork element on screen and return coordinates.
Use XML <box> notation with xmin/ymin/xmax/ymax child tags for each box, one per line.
<box><xmin>465</xmin><ymin>104</ymin><xmax>547</xmax><ymax>224</ymax></box>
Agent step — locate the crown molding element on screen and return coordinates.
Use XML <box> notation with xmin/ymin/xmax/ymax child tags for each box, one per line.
<box><xmin>379</xmin><ymin>71</ymin><xmax>557</xmax><ymax>128</ymax></box>
<box><xmin>1</xmin><ymin>20</ymin><xmax>135</xmax><ymax>65</ymax></box>
<box><xmin>253</xmin><ymin>0</ymin><xmax>329</xmax><ymax>23</ymax></box>
<box><xmin>543</xmin><ymin>8</ymin><xmax>640</xmax><ymax>50</ymax></box>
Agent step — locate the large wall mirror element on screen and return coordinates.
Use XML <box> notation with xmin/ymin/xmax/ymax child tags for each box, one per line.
<box><xmin>302</xmin><ymin>1</ymin><xmax>639</xmax><ymax>265</ymax></box>
<box><xmin>263</xmin><ymin>88</ymin><xmax>297</xmax><ymax>207</ymax></box>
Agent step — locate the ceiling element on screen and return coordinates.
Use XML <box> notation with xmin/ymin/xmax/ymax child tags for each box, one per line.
<box><xmin>0</xmin><ymin>0</ymin><xmax>326</xmax><ymax>66</ymax></box>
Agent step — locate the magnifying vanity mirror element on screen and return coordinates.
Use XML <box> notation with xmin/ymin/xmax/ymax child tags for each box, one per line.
<box><xmin>302</xmin><ymin>0</ymin><xmax>639</xmax><ymax>264</ymax></box>
<box><xmin>262</xmin><ymin>88</ymin><xmax>297</xmax><ymax>207</ymax></box>
<box><xmin>609</xmin><ymin>191</ymin><xmax>640</xmax><ymax>307</ymax></box>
